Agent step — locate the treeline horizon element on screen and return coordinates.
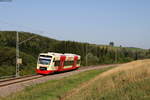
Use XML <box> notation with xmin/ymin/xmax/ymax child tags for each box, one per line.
<box><xmin>0</xmin><ymin>31</ymin><xmax>150</xmax><ymax>76</ymax></box>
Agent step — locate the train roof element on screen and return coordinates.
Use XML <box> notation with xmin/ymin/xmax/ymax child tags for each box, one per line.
<box><xmin>40</xmin><ymin>52</ymin><xmax>80</xmax><ymax>57</ymax></box>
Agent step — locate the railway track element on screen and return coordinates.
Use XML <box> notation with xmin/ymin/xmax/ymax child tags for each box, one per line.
<box><xmin>0</xmin><ymin>74</ymin><xmax>43</xmax><ymax>87</ymax></box>
<box><xmin>0</xmin><ymin>64</ymin><xmax>117</xmax><ymax>88</ymax></box>
<box><xmin>0</xmin><ymin>74</ymin><xmax>37</xmax><ymax>82</ymax></box>
<box><xmin>0</xmin><ymin>64</ymin><xmax>118</xmax><ymax>97</ymax></box>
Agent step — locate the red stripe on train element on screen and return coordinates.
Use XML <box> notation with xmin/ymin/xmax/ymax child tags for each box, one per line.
<box><xmin>36</xmin><ymin>66</ymin><xmax>79</xmax><ymax>75</ymax></box>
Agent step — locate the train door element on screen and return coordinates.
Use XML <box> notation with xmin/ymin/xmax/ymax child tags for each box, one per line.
<box><xmin>58</xmin><ymin>56</ymin><xmax>66</xmax><ymax>71</ymax></box>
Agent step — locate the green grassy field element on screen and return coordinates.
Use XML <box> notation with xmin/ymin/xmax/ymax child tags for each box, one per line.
<box><xmin>0</xmin><ymin>66</ymin><xmax>114</xmax><ymax>100</ymax></box>
<box><xmin>65</xmin><ymin>59</ymin><xmax>150</xmax><ymax>100</ymax></box>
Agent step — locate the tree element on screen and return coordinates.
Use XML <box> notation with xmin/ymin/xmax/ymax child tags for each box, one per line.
<box><xmin>85</xmin><ymin>53</ymin><xmax>99</xmax><ymax>65</ymax></box>
<box><xmin>109</xmin><ymin>42</ymin><xmax>114</xmax><ymax>46</ymax></box>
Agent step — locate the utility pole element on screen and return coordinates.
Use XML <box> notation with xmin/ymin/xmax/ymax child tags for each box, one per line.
<box><xmin>86</xmin><ymin>44</ymin><xmax>88</xmax><ymax>66</ymax></box>
<box><xmin>16</xmin><ymin>31</ymin><xmax>20</xmax><ymax>77</ymax></box>
<box><xmin>15</xmin><ymin>31</ymin><xmax>37</xmax><ymax>77</ymax></box>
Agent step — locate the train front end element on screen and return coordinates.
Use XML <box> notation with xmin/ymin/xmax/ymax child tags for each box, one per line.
<box><xmin>36</xmin><ymin>53</ymin><xmax>55</xmax><ymax>74</ymax></box>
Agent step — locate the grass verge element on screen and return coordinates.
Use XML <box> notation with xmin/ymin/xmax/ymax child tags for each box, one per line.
<box><xmin>0</xmin><ymin>66</ymin><xmax>115</xmax><ymax>100</ymax></box>
<box><xmin>65</xmin><ymin>59</ymin><xmax>150</xmax><ymax>100</ymax></box>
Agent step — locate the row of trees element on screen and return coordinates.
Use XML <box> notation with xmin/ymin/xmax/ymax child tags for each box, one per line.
<box><xmin>0</xmin><ymin>31</ymin><xmax>150</xmax><ymax>76</ymax></box>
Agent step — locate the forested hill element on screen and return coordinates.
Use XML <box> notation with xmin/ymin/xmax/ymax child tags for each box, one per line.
<box><xmin>0</xmin><ymin>31</ymin><xmax>150</xmax><ymax>76</ymax></box>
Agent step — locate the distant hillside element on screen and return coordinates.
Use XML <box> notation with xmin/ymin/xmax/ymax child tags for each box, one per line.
<box><xmin>0</xmin><ymin>31</ymin><xmax>150</xmax><ymax>76</ymax></box>
<box><xmin>0</xmin><ymin>31</ymin><xmax>59</xmax><ymax>57</ymax></box>
<box><xmin>65</xmin><ymin>59</ymin><xmax>150</xmax><ymax>100</ymax></box>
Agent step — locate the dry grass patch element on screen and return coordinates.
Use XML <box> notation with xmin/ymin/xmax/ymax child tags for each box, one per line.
<box><xmin>65</xmin><ymin>59</ymin><xmax>150</xmax><ymax>100</ymax></box>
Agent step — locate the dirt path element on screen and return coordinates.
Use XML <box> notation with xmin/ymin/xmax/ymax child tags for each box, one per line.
<box><xmin>0</xmin><ymin>64</ymin><xmax>117</xmax><ymax>97</ymax></box>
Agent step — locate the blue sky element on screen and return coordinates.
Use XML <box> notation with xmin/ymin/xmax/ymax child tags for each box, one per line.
<box><xmin>0</xmin><ymin>0</ymin><xmax>150</xmax><ymax>49</ymax></box>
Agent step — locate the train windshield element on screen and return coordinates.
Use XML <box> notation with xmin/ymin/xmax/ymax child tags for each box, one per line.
<box><xmin>39</xmin><ymin>58</ymin><xmax>51</xmax><ymax>65</ymax></box>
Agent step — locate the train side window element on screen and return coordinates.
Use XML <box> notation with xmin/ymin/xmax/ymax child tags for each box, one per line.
<box><xmin>55</xmin><ymin>61</ymin><xmax>60</xmax><ymax>66</ymax></box>
<box><xmin>71</xmin><ymin>61</ymin><xmax>74</xmax><ymax>65</ymax></box>
<box><xmin>64</xmin><ymin>61</ymin><xmax>74</xmax><ymax>66</ymax></box>
<box><xmin>64</xmin><ymin>61</ymin><xmax>68</xmax><ymax>66</ymax></box>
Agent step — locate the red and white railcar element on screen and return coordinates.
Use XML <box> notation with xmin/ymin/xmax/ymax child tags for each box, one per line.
<box><xmin>36</xmin><ymin>52</ymin><xmax>81</xmax><ymax>74</ymax></box>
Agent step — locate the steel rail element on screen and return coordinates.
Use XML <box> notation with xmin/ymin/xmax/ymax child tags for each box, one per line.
<box><xmin>0</xmin><ymin>75</ymin><xmax>43</xmax><ymax>87</ymax></box>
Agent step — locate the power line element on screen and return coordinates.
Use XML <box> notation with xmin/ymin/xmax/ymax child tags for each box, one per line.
<box><xmin>19</xmin><ymin>35</ymin><xmax>37</xmax><ymax>45</ymax></box>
